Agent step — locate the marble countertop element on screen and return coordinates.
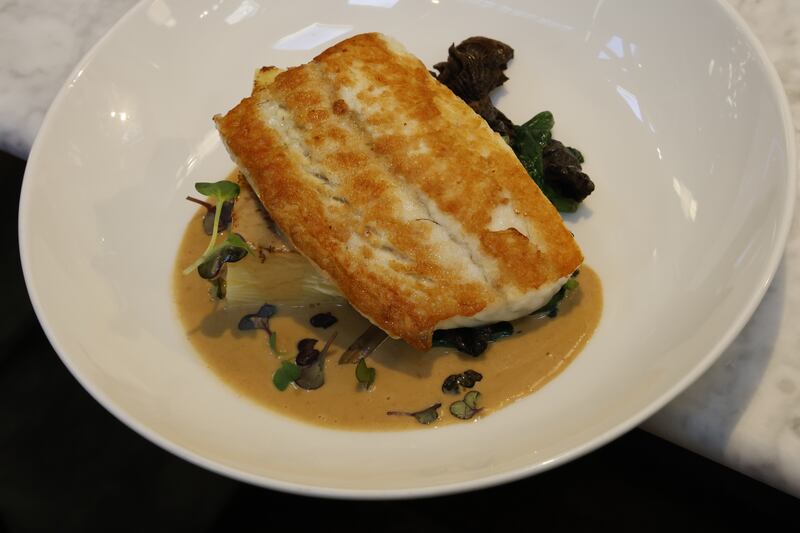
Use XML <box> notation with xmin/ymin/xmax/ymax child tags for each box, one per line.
<box><xmin>4</xmin><ymin>0</ymin><xmax>800</xmax><ymax>497</ymax></box>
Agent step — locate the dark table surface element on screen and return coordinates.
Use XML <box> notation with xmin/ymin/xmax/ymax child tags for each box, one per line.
<box><xmin>3</xmin><ymin>148</ymin><xmax>798</xmax><ymax>532</ymax></box>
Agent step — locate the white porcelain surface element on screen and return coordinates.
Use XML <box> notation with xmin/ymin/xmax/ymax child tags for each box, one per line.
<box><xmin>17</xmin><ymin>0</ymin><xmax>795</xmax><ymax>496</ymax></box>
<box><xmin>643</xmin><ymin>0</ymin><xmax>800</xmax><ymax>496</ymax></box>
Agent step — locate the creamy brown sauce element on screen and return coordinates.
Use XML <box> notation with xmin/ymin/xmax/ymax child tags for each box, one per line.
<box><xmin>174</xmin><ymin>210</ymin><xmax>602</xmax><ymax>431</ymax></box>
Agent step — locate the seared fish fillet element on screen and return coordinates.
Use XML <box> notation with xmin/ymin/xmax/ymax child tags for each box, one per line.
<box><xmin>214</xmin><ymin>33</ymin><xmax>583</xmax><ymax>350</ymax></box>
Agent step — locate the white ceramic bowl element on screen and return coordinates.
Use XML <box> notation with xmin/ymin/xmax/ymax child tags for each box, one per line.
<box><xmin>19</xmin><ymin>0</ymin><xmax>795</xmax><ymax>497</ymax></box>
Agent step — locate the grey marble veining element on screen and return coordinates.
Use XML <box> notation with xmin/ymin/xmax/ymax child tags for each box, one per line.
<box><xmin>3</xmin><ymin>0</ymin><xmax>800</xmax><ymax>497</ymax></box>
<box><xmin>0</xmin><ymin>0</ymin><xmax>132</xmax><ymax>157</ymax></box>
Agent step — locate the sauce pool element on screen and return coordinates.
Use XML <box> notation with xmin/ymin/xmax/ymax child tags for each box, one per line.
<box><xmin>174</xmin><ymin>209</ymin><xmax>602</xmax><ymax>430</ymax></box>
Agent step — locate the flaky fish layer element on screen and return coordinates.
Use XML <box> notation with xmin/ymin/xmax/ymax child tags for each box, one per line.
<box><xmin>214</xmin><ymin>33</ymin><xmax>583</xmax><ymax>349</ymax></box>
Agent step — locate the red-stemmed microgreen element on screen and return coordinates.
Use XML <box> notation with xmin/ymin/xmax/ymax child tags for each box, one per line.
<box><xmin>183</xmin><ymin>180</ymin><xmax>243</xmax><ymax>275</ymax></box>
<box><xmin>387</xmin><ymin>403</ymin><xmax>442</xmax><ymax>425</ymax></box>
<box><xmin>238</xmin><ymin>304</ymin><xmax>285</xmax><ymax>354</ymax></box>
<box><xmin>185</xmin><ymin>195</ymin><xmax>234</xmax><ymax>236</ymax></box>
<box><xmin>449</xmin><ymin>390</ymin><xmax>483</xmax><ymax>420</ymax></box>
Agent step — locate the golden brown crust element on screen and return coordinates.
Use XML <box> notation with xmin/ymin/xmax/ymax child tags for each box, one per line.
<box><xmin>214</xmin><ymin>33</ymin><xmax>583</xmax><ymax>349</ymax></box>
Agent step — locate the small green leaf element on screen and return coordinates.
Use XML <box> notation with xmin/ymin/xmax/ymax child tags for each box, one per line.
<box><xmin>195</xmin><ymin>180</ymin><xmax>241</xmax><ymax>202</ymax></box>
<box><xmin>223</xmin><ymin>232</ymin><xmax>253</xmax><ymax>252</ymax></box>
<box><xmin>449</xmin><ymin>401</ymin><xmax>471</xmax><ymax>419</ymax></box>
<box><xmin>520</xmin><ymin>110</ymin><xmax>554</xmax><ymax>134</ymax></box>
<box><xmin>355</xmin><ymin>358</ymin><xmax>376</xmax><ymax>389</ymax></box>
<box><xmin>183</xmin><ymin>180</ymin><xmax>243</xmax><ymax>277</ymax></box>
<box><xmin>464</xmin><ymin>390</ymin><xmax>481</xmax><ymax>409</ymax></box>
<box><xmin>387</xmin><ymin>403</ymin><xmax>441</xmax><ymax>425</ymax></box>
<box><xmin>272</xmin><ymin>361</ymin><xmax>301</xmax><ymax>391</ymax></box>
<box><xmin>564</xmin><ymin>278</ymin><xmax>579</xmax><ymax>291</ymax></box>
<box><xmin>187</xmin><ymin>232</ymin><xmax>252</xmax><ymax>278</ymax></box>
<box><xmin>269</xmin><ymin>331</ymin><xmax>286</xmax><ymax>356</ymax></box>
<box><xmin>450</xmin><ymin>391</ymin><xmax>483</xmax><ymax>420</ymax></box>
<box><xmin>412</xmin><ymin>404</ymin><xmax>441</xmax><ymax>425</ymax></box>
<box><xmin>512</xmin><ymin>111</ymin><xmax>582</xmax><ymax>213</ymax></box>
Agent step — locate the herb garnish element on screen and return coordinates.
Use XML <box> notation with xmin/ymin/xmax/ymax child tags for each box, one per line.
<box><xmin>272</xmin><ymin>361</ymin><xmax>301</xmax><ymax>391</ymax></box>
<box><xmin>183</xmin><ymin>180</ymin><xmax>245</xmax><ymax>275</ymax></box>
<box><xmin>193</xmin><ymin>232</ymin><xmax>252</xmax><ymax>298</ymax></box>
<box><xmin>387</xmin><ymin>403</ymin><xmax>442</xmax><ymax>425</ymax></box>
<box><xmin>310</xmin><ymin>312</ymin><xmax>338</xmax><ymax>329</ymax></box>
<box><xmin>442</xmin><ymin>369</ymin><xmax>483</xmax><ymax>394</ymax></box>
<box><xmin>238</xmin><ymin>303</ymin><xmax>277</xmax><ymax>330</ymax></box>
<box><xmin>355</xmin><ymin>358</ymin><xmax>376</xmax><ymax>390</ymax></box>
<box><xmin>238</xmin><ymin>304</ymin><xmax>285</xmax><ymax>355</ymax></box>
<box><xmin>196</xmin><ymin>233</ymin><xmax>251</xmax><ymax>279</ymax></box>
<box><xmin>185</xmin><ymin>196</ymin><xmax>234</xmax><ymax>236</ymax></box>
<box><xmin>449</xmin><ymin>391</ymin><xmax>482</xmax><ymax>420</ymax></box>
<box><xmin>268</xmin><ymin>331</ymin><xmax>286</xmax><ymax>356</ymax></box>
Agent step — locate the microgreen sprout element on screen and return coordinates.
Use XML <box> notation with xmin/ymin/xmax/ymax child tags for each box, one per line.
<box><xmin>183</xmin><ymin>180</ymin><xmax>242</xmax><ymax>275</ymax></box>
<box><xmin>196</xmin><ymin>233</ymin><xmax>252</xmax><ymax>279</ymax></box>
<box><xmin>268</xmin><ymin>331</ymin><xmax>286</xmax><ymax>356</ymax></box>
<box><xmin>185</xmin><ymin>196</ymin><xmax>234</xmax><ymax>236</ymax></box>
<box><xmin>238</xmin><ymin>304</ymin><xmax>284</xmax><ymax>354</ymax></box>
<box><xmin>449</xmin><ymin>390</ymin><xmax>483</xmax><ymax>420</ymax></box>
<box><xmin>387</xmin><ymin>403</ymin><xmax>442</xmax><ymax>425</ymax></box>
<box><xmin>355</xmin><ymin>358</ymin><xmax>376</xmax><ymax>390</ymax></box>
<box><xmin>272</xmin><ymin>361</ymin><xmax>301</xmax><ymax>391</ymax></box>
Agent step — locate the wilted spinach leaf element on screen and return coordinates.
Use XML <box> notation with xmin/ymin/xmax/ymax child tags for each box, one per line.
<box><xmin>531</xmin><ymin>273</ymin><xmax>580</xmax><ymax>318</ymax></box>
<box><xmin>432</xmin><ymin>321</ymin><xmax>513</xmax><ymax>357</ymax></box>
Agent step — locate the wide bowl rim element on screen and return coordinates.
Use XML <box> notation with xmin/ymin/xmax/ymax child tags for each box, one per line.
<box><xmin>18</xmin><ymin>0</ymin><xmax>797</xmax><ymax>499</ymax></box>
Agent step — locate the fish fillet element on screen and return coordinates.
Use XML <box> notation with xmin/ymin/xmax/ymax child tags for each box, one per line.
<box><xmin>214</xmin><ymin>33</ymin><xmax>583</xmax><ymax>350</ymax></box>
